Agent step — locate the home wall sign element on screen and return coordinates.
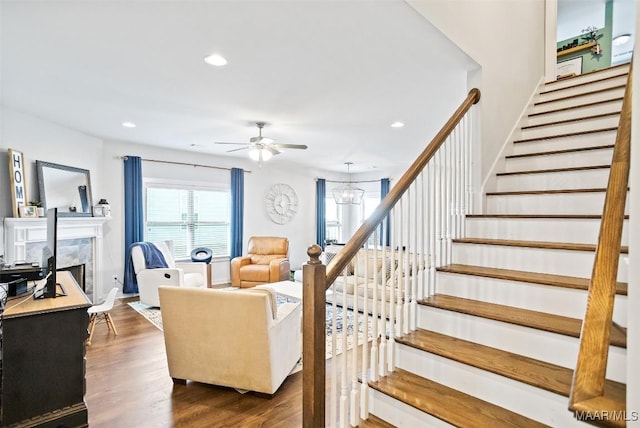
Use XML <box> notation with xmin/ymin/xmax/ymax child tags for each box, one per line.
<box><xmin>8</xmin><ymin>149</ymin><xmax>27</xmax><ymax>218</ymax></box>
<box><xmin>265</xmin><ymin>183</ymin><xmax>298</xmax><ymax>224</ymax></box>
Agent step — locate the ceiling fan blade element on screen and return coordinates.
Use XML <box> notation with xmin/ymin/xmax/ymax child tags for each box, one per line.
<box><xmin>266</xmin><ymin>146</ymin><xmax>281</xmax><ymax>155</ymax></box>
<box><xmin>226</xmin><ymin>147</ymin><xmax>250</xmax><ymax>153</ymax></box>
<box><xmin>214</xmin><ymin>141</ymin><xmax>248</xmax><ymax>145</ymax></box>
<box><xmin>272</xmin><ymin>143</ymin><xmax>308</xmax><ymax>150</ymax></box>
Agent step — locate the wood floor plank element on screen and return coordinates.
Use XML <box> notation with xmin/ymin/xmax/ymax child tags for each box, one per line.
<box><xmin>397</xmin><ymin>329</ymin><xmax>626</xmax><ymax>399</ymax></box>
<box><xmin>453</xmin><ymin>237</ymin><xmax>629</xmax><ymax>254</ymax></box>
<box><xmin>420</xmin><ymin>294</ymin><xmax>626</xmax><ymax>348</ymax></box>
<box><xmin>369</xmin><ymin>369</ymin><xmax>548</xmax><ymax>428</ymax></box>
<box><xmin>437</xmin><ymin>264</ymin><xmax>628</xmax><ymax>295</ymax></box>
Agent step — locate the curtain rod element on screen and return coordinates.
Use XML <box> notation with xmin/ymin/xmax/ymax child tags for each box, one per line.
<box><xmin>121</xmin><ymin>156</ymin><xmax>252</xmax><ymax>173</ymax></box>
<box><xmin>319</xmin><ymin>178</ymin><xmax>390</xmax><ymax>184</ymax></box>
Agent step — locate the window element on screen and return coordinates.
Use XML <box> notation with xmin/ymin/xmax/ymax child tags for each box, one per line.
<box><xmin>357</xmin><ymin>192</ymin><xmax>381</xmax><ymax>247</ymax></box>
<box><xmin>145</xmin><ymin>183</ymin><xmax>230</xmax><ymax>259</ymax></box>
<box><xmin>325</xmin><ymin>197</ymin><xmax>342</xmax><ymax>243</ymax></box>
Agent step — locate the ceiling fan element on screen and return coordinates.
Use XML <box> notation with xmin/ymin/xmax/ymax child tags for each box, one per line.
<box><xmin>215</xmin><ymin>122</ymin><xmax>307</xmax><ymax>162</ymax></box>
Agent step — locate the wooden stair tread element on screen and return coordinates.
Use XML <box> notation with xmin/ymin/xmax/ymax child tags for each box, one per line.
<box><xmin>505</xmin><ymin>144</ymin><xmax>614</xmax><ymax>159</ymax></box>
<box><xmin>496</xmin><ymin>164</ymin><xmax>610</xmax><ymax>176</ymax></box>
<box><xmin>486</xmin><ymin>188</ymin><xmax>608</xmax><ymax>196</ymax></box>
<box><xmin>521</xmin><ymin>112</ymin><xmax>620</xmax><ymax>130</ymax></box>
<box><xmin>420</xmin><ymin>294</ymin><xmax>626</xmax><ymax>348</ymax></box>
<box><xmin>528</xmin><ymin>97</ymin><xmax>623</xmax><ymax>118</ymax></box>
<box><xmin>534</xmin><ymin>85</ymin><xmax>625</xmax><ymax>106</ymax></box>
<box><xmin>571</xmin><ymin>395</ymin><xmax>627</xmax><ymax>427</ymax></box>
<box><xmin>359</xmin><ymin>415</ymin><xmax>395</xmax><ymax>428</ymax></box>
<box><xmin>514</xmin><ymin>127</ymin><xmax>617</xmax><ymax>144</ymax></box>
<box><xmin>543</xmin><ymin>64</ymin><xmax>628</xmax><ymax>86</ymax></box>
<box><xmin>453</xmin><ymin>237</ymin><xmax>629</xmax><ymax>254</ymax></box>
<box><xmin>541</xmin><ymin>71</ymin><xmax>628</xmax><ymax>95</ymax></box>
<box><xmin>397</xmin><ymin>329</ymin><xmax>626</xmax><ymax>398</ymax></box>
<box><xmin>368</xmin><ymin>368</ymin><xmax>548</xmax><ymax>428</ymax></box>
<box><xmin>467</xmin><ymin>214</ymin><xmax>629</xmax><ymax>219</ymax></box>
<box><xmin>437</xmin><ymin>264</ymin><xmax>627</xmax><ymax>295</ymax></box>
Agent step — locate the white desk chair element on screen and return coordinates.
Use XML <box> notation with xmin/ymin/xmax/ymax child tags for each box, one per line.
<box><xmin>87</xmin><ymin>287</ymin><xmax>119</xmax><ymax>345</ymax></box>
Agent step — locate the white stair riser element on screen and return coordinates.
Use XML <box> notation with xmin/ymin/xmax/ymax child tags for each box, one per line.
<box><xmin>496</xmin><ymin>168</ymin><xmax>610</xmax><ymax>192</ymax></box>
<box><xmin>538</xmin><ymin>75</ymin><xmax>627</xmax><ymax>103</ymax></box>
<box><xmin>436</xmin><ymin>272</ymin><xmax>627</xmax><ymax>326</ymax></box>
<box><xmin>543</xmin><ymin>68</ymin><xmax>628</xmax><ymax>92</ymax></box>
<box><xmin>532</xmin><ymin>88</ymin><xmax>625</xmax><ymax>114</ymax></box>
<box><xmin>486</xmin><ymin>192</ymin><xmax>629</xmax><ymax>215</ymax></box>
<box><xmin>369</xmin><ymin>388</ymin><xmax>453</xmax><ymax>428</ymax></box>
<box><xmin>505</xmin><ymin>147</ymin><xmax>613</xmax><ymax>172</ymax></box>
<box><xmin>416</xmin><ymin>305</ymin><xmax>627</xmax><ymax>382</ymax></box>
<box><xmin>519</xmin><ymin>116</ymin><xmax>620</xmax><ymax>140</ymax></box>
<box><xmin>511</xmin><ymin>130</ymin><xmax>616</xmax><ymax>154</ymax></box>
<box><xmin>397</xmin><ymin>345</ymin><xmax>589</xmax><ymax>427</ymax></box>
<box><xmin>451</xmin><ymin>243</ymin><xmax>628</xmax><ymax>281</ymax></box>
<box><xmin>526</xmin><ymin>99</ymin><xmax>622</xmax><ymax>126</ymax></box>
<box><xmin>466</xmin><ymin>217</ymin><xmax>629</xmax><ymax>246</ymax></box>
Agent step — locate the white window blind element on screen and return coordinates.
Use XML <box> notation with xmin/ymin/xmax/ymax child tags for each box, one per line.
<box><xmin>145</xmin><ymin>184</ymin><xmax>230</xmax><ymax>259</ymax></box>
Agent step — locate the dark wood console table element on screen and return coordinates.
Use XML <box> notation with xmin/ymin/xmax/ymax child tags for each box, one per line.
<box><xmin>2</xmin><ymin>271</ymin><xmax>91</xmax><ymax>427</ymax></box>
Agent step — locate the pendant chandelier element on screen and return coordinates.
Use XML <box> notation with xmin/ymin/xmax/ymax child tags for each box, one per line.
<box><xmin>332</xmin><ymin>162</ymin><xmax>364</xmax><ymax>205</ymax></box>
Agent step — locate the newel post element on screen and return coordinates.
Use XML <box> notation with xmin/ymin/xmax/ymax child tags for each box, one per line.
<box><xmin>303</xmin><ymin>244</ymin><xmax>326</xmax><ymax>428</ymax></box>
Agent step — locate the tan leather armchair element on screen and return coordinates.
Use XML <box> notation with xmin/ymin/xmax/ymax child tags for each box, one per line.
<box><xmin>231</xmin><ymin>236</ymin><xmax>290</xmax><ymax>288</ymax></box>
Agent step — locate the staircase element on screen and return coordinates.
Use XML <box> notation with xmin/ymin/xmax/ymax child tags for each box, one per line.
<box><xmin>365</xmin><ymin>65</ymin><xmax>630</xmax><ymax>427</ymax></box>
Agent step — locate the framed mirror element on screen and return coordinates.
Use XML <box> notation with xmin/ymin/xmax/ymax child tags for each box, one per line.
<box><xmin>36</xmin><ymin>161</ymin><xmax>93</xmax><ymax>217</ymax></box>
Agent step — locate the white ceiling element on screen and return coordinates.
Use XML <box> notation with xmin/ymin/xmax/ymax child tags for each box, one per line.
<box><xmin>0</xmin><ymin>0</ymin><xmax>477</xmax><ymax>175</ymax></box>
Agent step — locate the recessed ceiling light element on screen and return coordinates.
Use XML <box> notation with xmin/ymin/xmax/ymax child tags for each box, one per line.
<box><xmin>122</xmin><ymin>121</ymin><xmax>136</xmax><ymax>128</ymax></box>
<box><xmin>204</xmin><ymin>54</ymin><xmax>228</xmax><ymax>66</ymax></box>
<box><xmin>390</xmin><ymin>121</ymin><xmax>404</xmax><ymax>128</ymax></box>
<box><xmin>612</xmin><ymin>34</ymin><xmax>631</xmax><ymax>46</ymax></box>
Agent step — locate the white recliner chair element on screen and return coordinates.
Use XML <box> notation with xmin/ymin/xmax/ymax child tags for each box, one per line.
<box><xmin>158</xmin><ymin>285</ymin><xmax>301</xmax><ymax>395</ymax></box>
<box><xmin>131</xmin><ymin>241</ymin><xmax>207</xmax><ymax>307</ymax></box>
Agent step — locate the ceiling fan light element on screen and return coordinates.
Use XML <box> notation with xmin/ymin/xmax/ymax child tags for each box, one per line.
<box><xmin>249</xmin><ymin>148</ymin><xmax>272</xmax><ymax>162</ymax></box>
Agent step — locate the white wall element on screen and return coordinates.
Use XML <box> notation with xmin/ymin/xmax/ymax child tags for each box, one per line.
<box><xmin>406</xmin><ymin>0</ymin><xmax>546</xmax><ymax>187</ymax></box>
<box><xmin>2</xmin><ymin>106</ymin><xmax>330</xmax><ymax>296</ymax></box>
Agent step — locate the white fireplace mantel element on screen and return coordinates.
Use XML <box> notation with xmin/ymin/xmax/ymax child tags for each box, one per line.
<box><xmin>3</xmin><ymin>217</ymin><xmax>110</xmax><ymax>302</ymax></box>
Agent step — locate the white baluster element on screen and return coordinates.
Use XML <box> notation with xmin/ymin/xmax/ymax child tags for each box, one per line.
<box><xmin>387</xmin><ymin>206</ymin><xmax>396</xmax><ymax>372</ymax></box>
<box><xmin>378</xmin><ymin>229</ymin><xmax>388</xmax><ymax>378</ymax></box>
<box><xmin>428</xmin><ymin>162</ymin><xmax>436</xmax><ymax>297</ymax></box>
<box><xmin>410</xmin><ymin>181</ymin><xmax>418</xmax><ymax>332</ymax></box>
<box><xmin>403</xmin><ymin>193</ymin><xmax>410</xmax><ymax>336</ymax></box>
<box><xmin>330</xmin><ymin>276</ymin><xmax>338</xmax><ymax>427</ymax></box>
<box><xmin>395</xmin><ymin>200</ymin><xmax>404</xmax><ymax>339</ymax></box>
<box><xmin>350</xmin><ymin>253</ymin><xmax>360</xmax><ymax>427</ymax></box>
<box><xmin>340</xmin><ymin>266</ymin><xmax>349</xmax><ymax>428</ymax></box>
<box><xmin>361</xmin><ymin>243</ymin><xmax>370</xmax><ymax>420</ymax></box>
<box><xmin>370</xmin><ymin>244</ymin><xmax>379</xmax><ymax>383</ymax></box>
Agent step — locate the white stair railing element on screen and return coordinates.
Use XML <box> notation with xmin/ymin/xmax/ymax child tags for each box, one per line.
<box><xmin>303</xmin><ymin>88</ymin><xmax>480</xmax><ymax>428</ymax></box>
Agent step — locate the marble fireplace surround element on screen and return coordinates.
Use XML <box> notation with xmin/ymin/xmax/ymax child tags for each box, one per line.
<box><xmin>3</xmin><ymin>217</ymin><xmax>108</xmax><ymax>303</ymax></box>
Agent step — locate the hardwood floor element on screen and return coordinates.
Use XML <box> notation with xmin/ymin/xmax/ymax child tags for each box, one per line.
<box><xmin>85</xmin><ymin>297</ymin><xmax>393</xmax><ymax>427</ymax></box>
<box><xmin>85</xmin><ymin>297</ymin><xmax>303</xmax><ymax>427</ymax></box>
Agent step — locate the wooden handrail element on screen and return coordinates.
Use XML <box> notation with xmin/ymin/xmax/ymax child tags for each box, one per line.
<box><xmin>569</xmin><ymin>62</ymin><xmax>632</xmax><ymax>415</ymax></box>
<box><xmin>325</xmin><ymin>88</ymin><xmax>481</xmax><ymax>288</ymax></box>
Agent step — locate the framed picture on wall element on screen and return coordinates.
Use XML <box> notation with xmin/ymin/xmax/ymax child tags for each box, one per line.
<box><xmin>556</xmin><ymin>56</ymin><xmax>583</xmax><ymax>80</ymax></box>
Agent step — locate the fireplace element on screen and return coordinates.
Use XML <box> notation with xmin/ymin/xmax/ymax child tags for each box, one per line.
<box><xmin>3</xmin><ymin>217</ymin><xmax>108</xmax><ymax>303</ymax></box>
<box><xmin>58</xmin><ymin>264</ymin><xmax>86</xmax><ymax>293</ymax></box>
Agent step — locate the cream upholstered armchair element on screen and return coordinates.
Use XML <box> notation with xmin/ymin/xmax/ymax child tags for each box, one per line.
<box><xmin>131</xmin><ymin>241</ymin><xmax>207</xmax><ymax>307</ymax></box>
<box><xmin>158</xmin><ymin>285</ymin><xmax>301</xmax><ymax>395</ymax></box>
<box><xmin>231</xmin><ymin>236</ymin><xmax>290</xmax><ymax>288</ymax></box>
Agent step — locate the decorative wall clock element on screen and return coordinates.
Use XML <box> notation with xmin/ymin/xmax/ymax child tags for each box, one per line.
<box><xmin>265</xmin><ymin>183</ymin><xmax>298</xmax><ymax>224</ymax></box>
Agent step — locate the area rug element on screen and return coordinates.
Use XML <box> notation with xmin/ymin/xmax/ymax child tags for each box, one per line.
<box><xmin>128</xmin><ymin>297</ymin><xmax>387</xmax><ymax>363</ymax></box>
